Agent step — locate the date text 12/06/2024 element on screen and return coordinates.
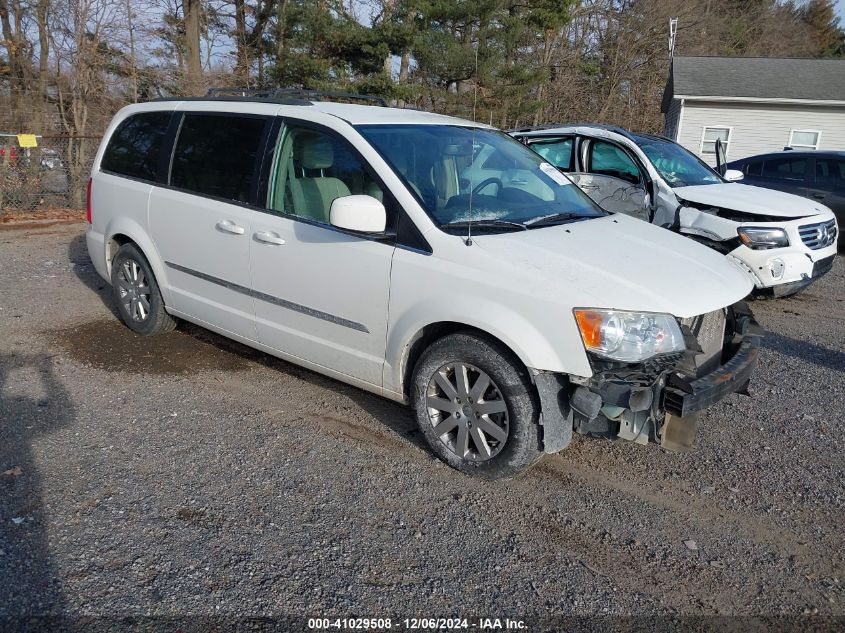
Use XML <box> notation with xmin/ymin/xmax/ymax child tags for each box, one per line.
<box><xmin>308</xmin><ymin>618</ymin><xmax>527</xmax><ymax>630</ymax></box>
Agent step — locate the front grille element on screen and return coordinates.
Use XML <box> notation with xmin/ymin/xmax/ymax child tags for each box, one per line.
<box><xmin>798</xmin><ymin>219</ymin><xmax>837</xmax><ymax>250</ymax></box>
<box><xmin>680</xmin><ymin>309</ymin><xmax>726</xmax><ymax>377</ymax></box>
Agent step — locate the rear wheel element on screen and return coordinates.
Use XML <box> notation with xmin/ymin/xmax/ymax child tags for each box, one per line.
<box><xmin>411</xmin><ymin>332</ymin><xmax>543</xmax><ymax>479</ymax></box>
<box><xmin>111</xmin><ymin>243</ymin><xmax>176</xmax><ymax>335</ymax></box>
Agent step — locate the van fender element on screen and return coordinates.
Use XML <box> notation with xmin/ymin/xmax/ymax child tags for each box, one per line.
<box><xmin>385</xmin><ymin>296</ymin><xmax>593</xmax><ymax>397</ymax></box>
<box><xmin>104</xmin><ymin>216</ymin><xmax>173</xmax><ymax>306</ymax></box>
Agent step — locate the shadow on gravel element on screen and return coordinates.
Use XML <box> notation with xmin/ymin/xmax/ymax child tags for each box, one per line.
<box><xmin>65</xmin><ymin>234</ymin><xmax>427</xmax><ymax>454</ymax></box>
<box><xmin>763</xmin><ymin>330</ymin><xmax>845</xmax><ymax>372</ymax></box>
<box><xmin>68</xmin><ymin>232</ymin><xmax>119</xmax><ymax>319</ymax></box>
<box><xmin>0</xmin><ymin>354</ymin><xmax>72</xmax><ymax>622</ymax></box>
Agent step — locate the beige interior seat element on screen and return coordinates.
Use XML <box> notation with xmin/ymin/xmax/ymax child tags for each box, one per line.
<box><xmin>289</xmin><ymin>133</ymin><xmax>351</xmax><ymax>222</ymax></box>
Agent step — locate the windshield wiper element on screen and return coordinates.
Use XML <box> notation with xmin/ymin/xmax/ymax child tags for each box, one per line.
<box><xmin>441</xmin><ymin>219</ymin><xmax>528</xmax><ymax>232</ymax></box>
<box><xmin>522</xmin><ymin>212</ymin><xmax>598</xmax><ymax>228</ymax></box>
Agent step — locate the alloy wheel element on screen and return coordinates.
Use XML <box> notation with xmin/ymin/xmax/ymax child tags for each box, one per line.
<box><xmin>116</xmin><ymin>258</ymin><xmax>151</xmax><ymax>322</ymax></box>
<box><xmin>425</xmin><ymin>362</ymin><xmax>509</xmax><ymax>462</ymax></box>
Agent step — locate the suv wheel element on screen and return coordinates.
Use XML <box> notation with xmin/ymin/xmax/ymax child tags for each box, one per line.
<box><xmin>412</xmin><ymin>332</ymin><xmax>543</xmax><ymax>479</ymax></box>
<box><xmin>111</xmin><ymin>243</ymin><xmax>177</xmax><ymax>335</ymax></box>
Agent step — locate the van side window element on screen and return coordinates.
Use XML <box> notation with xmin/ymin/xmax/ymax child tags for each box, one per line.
<box><xmin>267</xmin><ymin>125</ymin><xmax>385</xmax><ymax>225</ymax></box>
<box><xmin>529</xmin><ymin>137</ymin><xmax>574</xmax><ymax>171</ymax></box>
<box><xmin>762</xmin><ymin>157</ymin><xmax>807</xmax><ymax>181</ymax></box>
<box><xmin>587</xmin><ymin>140</ymin><xmax>640</xmax><ymax>184</ymax></box>
<box><xmin>101</xmin><ymin>112</ymin><xmax>171</xmax><ymax>181</ymax></box>
<box><xmin>170</xmin><ymin>114</ymin><xmax>267</xmax><ymax>203</ymax></box>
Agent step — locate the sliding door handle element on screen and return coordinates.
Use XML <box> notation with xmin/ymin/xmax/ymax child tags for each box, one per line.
<box><xmin>254</xmin><ymin>231</ymin><xmax>286</xmax><ymax>246</ymax></box>
<box><xmin>216</xmin><ymin>220</ymin><xmax>245</xmax><ymax>235</ymax></box>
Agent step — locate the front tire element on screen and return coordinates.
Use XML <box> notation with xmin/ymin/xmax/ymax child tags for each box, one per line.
<box><xmin>111</xmin><ymin>243</ymin><xmax>177</xmax><ymax>336</ymax></box>
<box><xmin>412</xmin><ymin>332</ymin><xmax>543</xmax><ymax>479</ymax></box>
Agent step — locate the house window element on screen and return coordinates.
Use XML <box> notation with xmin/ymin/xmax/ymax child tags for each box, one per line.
<box><xmin>700</xmin><ymin>127</ymin><xmax>730</xmax><ymax>155</ymax></box>
<box><xmin>788</xmin><ymin>130</ymin><xmax>820</xmax><ymax>150</ymax></box>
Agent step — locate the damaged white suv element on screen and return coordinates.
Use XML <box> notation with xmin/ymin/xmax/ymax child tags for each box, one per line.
<box><xmin>87</xmin><ymin>93</ymin><xmax>762</xmax><ymax>479</ymax></box>
<box><xmin>511</xmin><ymin>124</ymin><xmax>839</xmax><ymax>297</ymax></box>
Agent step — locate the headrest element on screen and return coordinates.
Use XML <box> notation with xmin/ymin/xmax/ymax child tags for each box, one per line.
<box><xmin>297</xmin><ymin>134</ymin><xmax>334</xmax><ymax>170</ymax></box>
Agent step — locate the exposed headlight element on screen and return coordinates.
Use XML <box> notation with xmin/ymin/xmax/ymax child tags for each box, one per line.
<box><xmin>574</xmin><ymin>309</ymin><xmax>685</xmax><ymax>363</ymax></box>
<box><xmin>737</xmin><ymin>226</ymin><xmax>788</xmax><ymax>250</ymax></box>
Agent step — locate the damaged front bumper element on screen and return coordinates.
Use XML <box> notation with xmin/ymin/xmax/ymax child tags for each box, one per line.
<box><xmin>535</xmin><ymin>302</ymin><xmax>763</xmax><ymax>452</ymax></box>
<box><xmin>662</xmin><ymin>331</ymin><xmax>760</xmax><ymax>418</ymax></box>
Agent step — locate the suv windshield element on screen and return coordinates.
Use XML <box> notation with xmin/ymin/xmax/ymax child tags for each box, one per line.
<box><xmin>632</xmin><ymin>134</ymin><xmax>723</xmax><ymax>187</ymax></box>
<box><xmin>357</xmin><ymin>124</ymin><xmax>606</xmax><ymax>232</ymax></box>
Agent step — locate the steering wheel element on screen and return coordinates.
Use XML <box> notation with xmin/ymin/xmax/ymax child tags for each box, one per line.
<box><xmin>472</xmin><ymin>177</ymin><xmax>503</xmax><ymax>195</ymax></box>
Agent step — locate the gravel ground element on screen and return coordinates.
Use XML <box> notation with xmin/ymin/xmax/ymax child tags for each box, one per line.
<box><xmin>0</xmin><ymin>222</ymin><xmax>843</xmax><ymax>631</ymax></box>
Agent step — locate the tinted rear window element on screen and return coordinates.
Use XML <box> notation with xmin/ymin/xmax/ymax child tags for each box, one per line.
<box><xmin>815</xmin><ymin>158</ymin><xmax>845</xmax><ymax>185</ymax></box>
<box><xmin>744</xmin><ymin>160</ymin><xmax>763</xmax><ymax>176</ymax></box>
<box><xmin>762</xmin><ymin>157</ymin><xmax>807</xmax><ymax>181</ymax></box>
<box><xmin>170</xmin><ymin>113</ymin><xmax>267</xmax><ymax>203</ymax></box>
<box><xmin>101</xmin><ymin>112</ymin><xmax>172</xmax><ymax>181</ymax></box>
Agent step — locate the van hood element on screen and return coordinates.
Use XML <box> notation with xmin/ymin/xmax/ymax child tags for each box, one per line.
<box><xmin>471</xmin><ymin>214</ymin><xmax>752</xmax><ymax>318</ymax></box>
<box><xmin>674</xmin><ymin>183</ymin><xmax>828</xmax><ymax>219</ymax></box>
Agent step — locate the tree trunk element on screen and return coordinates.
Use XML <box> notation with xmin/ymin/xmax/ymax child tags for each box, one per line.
<box><xmin>275</xmin><ymin>0</ymin><xmax>289</xmax><ymax>70</ymax></box>
<box><xmin>0</xmin><ymin>0</ymin><xmax>27</xmax><ymax>98</ymax></box>
<box><xmin>36</xmin><ymin>0</ymin><xmax>49</xmax><ymax>100</ymax></box>
<box><xmin>398</xmin><ymin>49</ymin><xmax>409</xmax><ymax>82</ymax></box>
<box><xmin>182</xmin><ymin>0</ymin><xmax>203</xmax><ymax>95</ymax></box>
<box><xmin>233</xmin><ymin>0</ymin><xmax>248</xmax><ymax>85</ymax></box>
<box><xmin>382</xmin><ymin>0</ymin><xmax>395</xmax><ymax>76</ymax></box>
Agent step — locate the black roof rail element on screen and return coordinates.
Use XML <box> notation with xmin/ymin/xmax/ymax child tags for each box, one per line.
<box><xmin>205</xmin><ymin>87</ymin><xmax>388</xmax><ymax>107</ymax></box>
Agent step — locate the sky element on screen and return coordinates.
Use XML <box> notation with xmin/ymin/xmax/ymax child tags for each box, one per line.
<box><xmin>837</xmin><ymin>0</ymin><xmax>845</xmax><ymax>22</ymax></box>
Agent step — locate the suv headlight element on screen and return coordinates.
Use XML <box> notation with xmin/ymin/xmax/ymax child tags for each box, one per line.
<box><xmin>737</xmin><ymin>226</ymin><xmax>788</xmax><ymax>249</ymax></box>
<box><xmin>574</xmin><ymin>309</ymin><xmax>685</xmax><ymax>362</ymax></box>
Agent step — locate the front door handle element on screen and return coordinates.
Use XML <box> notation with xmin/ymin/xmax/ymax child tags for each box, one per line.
<box><xmin>216</xmin><ymin>220</ymin><xmax>245</xmax><ymax>235</ymax></box>
<box><xmin>812</xmin><ymin>193</ymin><xmax>826</xmax><ymax>199</ymax></box>
<box><xmin>254</xmin><ymin>231</ymin><xmax>286</xmax><ymax>246</ymax></box>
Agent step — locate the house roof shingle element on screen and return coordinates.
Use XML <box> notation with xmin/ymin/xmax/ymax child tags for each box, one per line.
<box><xmin>662</xmin><ymin>56</ymin><xmax>845</xmax><ymax>110</ymax></box>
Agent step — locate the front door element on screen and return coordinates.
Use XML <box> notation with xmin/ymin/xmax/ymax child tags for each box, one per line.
<box><xmin>250</xmin><ymin>120</ymin><xmax>394</xmax><ymax>387</ymax></box>
<box><xmin>148</xmin><ymin>112</ymin><xmax>270</xmax><ymax>339</ymax></box>
<box><xmin>571</xmin><ymin>138</ymin><xmax>650</xmax><ymax>220</ymax></box>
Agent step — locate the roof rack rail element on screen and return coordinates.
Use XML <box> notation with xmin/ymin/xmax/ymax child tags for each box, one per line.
<box><xmin>508</xmin><ymin>122</ymin><xmax>636</xmax><ymax>140</ymax></box>
<box><xmin>205</xmin><ymin>87</ymin><xmax>388</xmax><ymax>107</ymax></box>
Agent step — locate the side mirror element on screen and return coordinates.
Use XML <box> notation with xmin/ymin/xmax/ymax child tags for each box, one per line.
<box><xmin>724</xmin><ymin>169</ymin><xmax>744</xmax><ymax>182</ymax></box>
<box><xmin>715</xmin><ymin>138</ymin><xmax>727</xmax><ymax>176</ymax></box>
<box><xmin>330</xmin><ymin>195</ymin><xmax>386</xmax><ymax>233</ymax></box>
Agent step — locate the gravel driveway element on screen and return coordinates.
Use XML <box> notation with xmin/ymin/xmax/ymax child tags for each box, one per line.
<box><xmin>1</xmin><ymin>222</ymin><xmax>843</xmax><ymax>631</ymax></box>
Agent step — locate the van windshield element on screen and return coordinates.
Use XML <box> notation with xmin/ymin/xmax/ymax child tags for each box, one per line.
<box><xmin>633</xmin><ymin>135</ymin><xmax>723</xmax><ymax>187</ymax></box>
<box><xmin>356</xmin><ymin>124</ymin><xmax>606</xmax><ymax>232</ymax></box>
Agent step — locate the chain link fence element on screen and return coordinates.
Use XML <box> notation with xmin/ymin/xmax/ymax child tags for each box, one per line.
<box><xmin>0</xmin><ymin>134</ymin><xmax>102</xmax><ymax>214</ymax></box>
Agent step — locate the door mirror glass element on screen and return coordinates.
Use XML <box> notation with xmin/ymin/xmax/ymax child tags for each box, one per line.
<box><xmin>715</xmin><ymin>138</ymin><xmax>727</xmax><ymax>176</ymax></box>
<box><xmin>330</xmin><ymin>195</ymin><xmax>386</xmax><ymax>233</ymax></box>
<box><xmin>723</xmin><ymin>169</ymin><xmax>744</xmax><ymax>182</ymax></box>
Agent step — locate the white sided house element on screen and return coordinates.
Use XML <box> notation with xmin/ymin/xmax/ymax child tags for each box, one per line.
<box><xmin>662</xmin><ymin>56</ymin><xmax>845</xmax><ymax>166</ymax></box>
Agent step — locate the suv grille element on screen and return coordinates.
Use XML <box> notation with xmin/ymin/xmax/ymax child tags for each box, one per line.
<box><xmin>798</xmin><ymin>219</ymin><xmax>837</xmax><ymax>250</ymax></box>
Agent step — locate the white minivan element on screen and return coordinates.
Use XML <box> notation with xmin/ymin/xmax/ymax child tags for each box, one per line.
<box><xmin>510</xmin><ymin>125</ymin><xmax>839</xmax><ymax>297</ymax></box>
<box><xmin>87</xmin><ymin>93</ymin><xmax>762</xmax><ymax>478</ymax></box>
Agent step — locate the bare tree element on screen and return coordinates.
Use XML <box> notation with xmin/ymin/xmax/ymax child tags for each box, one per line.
<box><xmin>181</xmin><ymin>0</ymin><xmax>202</xmax><ymax>94</ymax></box>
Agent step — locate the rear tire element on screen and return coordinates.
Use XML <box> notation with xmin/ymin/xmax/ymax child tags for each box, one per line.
<box><xmin>411</xmin><ymin>332</ymin><xmax>543</xmax><ymax>480</ymax></box>
<box><xmin>110</xmin><ymin>243</ymin><xmax>177</xmax><ymax>336</ymax></box>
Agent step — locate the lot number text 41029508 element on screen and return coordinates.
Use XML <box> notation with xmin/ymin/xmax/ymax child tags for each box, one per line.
<box><xmin>307</xmin><ymin>617</ymin><xmax>527</xmax><ymax>630</ymax></box>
